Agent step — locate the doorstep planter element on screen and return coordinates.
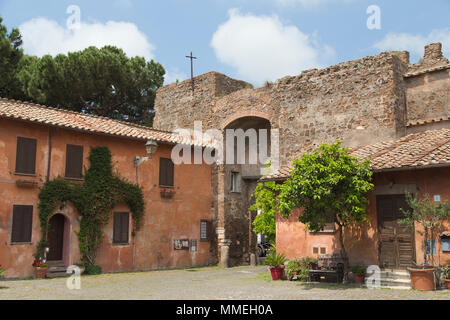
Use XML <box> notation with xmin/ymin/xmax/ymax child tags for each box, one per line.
<box><xmin>269</xmin><ymin>266</ymin><xmax>285</xmax><ymax>281</ymax></box>
<box><xmin>445</xmin><ymin>279</ymin><xmax>450</xmax><ymax>290</ymax></box>
<box><xmin>34</xmin><ymin>267</ymin><xmax>48</xmax><ymax>279</ymax></box>
<box><xmin>408</xmin><ymin>267</ymin><xmax>437</xmax><ymax>291</ymax></box>
<box><xmin>354</xmin><ymin>274</ymin><xmax>365</xmax><ymax>284</ymax></box>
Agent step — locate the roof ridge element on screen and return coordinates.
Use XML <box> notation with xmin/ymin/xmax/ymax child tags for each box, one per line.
<box><xmin>0</xmin><ymin>97</ymin><xmax>175</xmax><ymax>135</ymax></box>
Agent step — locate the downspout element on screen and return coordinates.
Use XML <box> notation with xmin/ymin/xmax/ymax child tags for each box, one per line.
<box><xmin>46</xmin><ymin>128</ymin><xmax>56</xmax><ymax>182</ymax></box>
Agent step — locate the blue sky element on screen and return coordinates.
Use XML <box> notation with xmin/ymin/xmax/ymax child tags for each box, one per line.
<box><xmin>1</xmin><ymin>0</ymin><xmax>449</xmax><ymax>86</ymax></box>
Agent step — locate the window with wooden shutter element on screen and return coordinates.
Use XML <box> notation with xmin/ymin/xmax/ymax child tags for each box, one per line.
<box><xmin>113</xmin><ymin>212</ymin><xmax>129</xmax><ymax>244</ymax></box>
<box><xmin>65</xmin><ymin>144</ymin><xmax>84</xmax><ymax>179</ymax></box>
<box><xmin>15</xmin><ymin>137</ymin><xmax>37</xmax><ymax>175</ymax></box>
<box><xmin>159</xmin><ymin>158</ymin><xmax>174</xmax><ymax>187</ymax></box>
<box><xmin>11</xmin><ymin>205</ymin><xmax>33</xmax><ymax>243</ymax></box>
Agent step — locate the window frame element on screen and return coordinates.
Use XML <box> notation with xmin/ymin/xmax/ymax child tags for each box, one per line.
<box><xmin>15</xmin><ymin>137</ymin><xmax>37</xmax><ymax>176</ymax></box>
<box><xmin>113</xmin><ymin>212</ymin><xmax>130</xmax><ymax>245</ymax></box>
<box><xmin>11</xmin><ymin>205</ymin><xmax>33</xmax><ymax>244</ymax></box>
<box><xmin>159</xmin><ymin>157</ymin><xmax>175</xmax><ymax>187</ymax></box>
<box><xmin>65</xmin><ymin>144</ymin><xmax>84</xmax><ymax>180</ymax></box>
<box><xmin>230</xmin><ymin>172</ymin><xmax>241</xmax><ymax>193</ymax></box>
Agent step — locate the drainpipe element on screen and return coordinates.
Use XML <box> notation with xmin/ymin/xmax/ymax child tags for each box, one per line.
<box><xmin>46</xmin><ymin>128</ymin><xmax>57</xmax><ymax>182</ymax></box>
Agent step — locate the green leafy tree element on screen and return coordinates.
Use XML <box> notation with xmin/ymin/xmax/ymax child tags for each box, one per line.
<box><xmin>0</xmin><ymin>16</ymin><xmax>25</xmax><ymax>99</ymax></box>
<box><xmin>249</xmin><ymin>181</ymin><xmax>281</xmax><ymax>243</ymax></box>
<box><xmin>277</xmin><ymin>141</ymin><xmax>374</xmax><ymax>270</ymax></box>
<box><xmin>17</xmin><ymin>46</ymin><xmax>165</xmax><ymax>126</ymax></box>
<box><xmin>399</xmin><ymin>193</ymin><xmax>450</xmax><ymax>267</ymax></box>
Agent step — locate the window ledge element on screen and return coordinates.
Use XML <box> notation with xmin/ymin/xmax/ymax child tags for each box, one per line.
<box><xmin>159</xmin><ymin>185</ymin><xmax>175</xmax><ymax>189</ymax></box>
<box><xmin>64</xmin><ymin>177</ymin><xmax>84</xmax><ymax>181</ymax></box>
<box><xmin>112</xmin><ymin>243</ymin><xmax>130</xmax><ymax>246</ymax></box>
<box><xmin>10</xmin><ymin>242</ymin><xmax>33</xmax><ymax>246</ymax></box>
<box><xmin>14</xmin><ymin>172</ymin><xmax>36</xmax><ymax>177</ymax></box>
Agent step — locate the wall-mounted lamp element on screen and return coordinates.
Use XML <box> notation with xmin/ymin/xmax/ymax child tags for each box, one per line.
<box><xmin>59</xmin><ymin>200</ymin><xmax>66</xmax><ymax>210</ymax></box>
<box><xmin>134</xmin><ymin>140</ymin><xmax>159</xmax><ymax>167</ymax></box>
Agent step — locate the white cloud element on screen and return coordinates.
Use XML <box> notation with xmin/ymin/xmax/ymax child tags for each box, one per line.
<box><xmin>19</xmin><ymin>17</ymin><xmax>155</xmax><ymax>59</ymax></box>
<box><xmin>374</xmin><ymin>29</ymin><xmax>450</xmax><ymax>62</ymax></box>
<box><xmin>210</xmin><ymin>9</ymin><xmax>334</xmax><ymax>85</ymax></box>
<box><xmin>275</xmin><ymin>0</ymin><xmax>355</xmax><ymax>7</ymax></box>
<box><xmin>164</xmin><ymin>68</ymin><xmax>188</xmax><ymax>85</ymax></box>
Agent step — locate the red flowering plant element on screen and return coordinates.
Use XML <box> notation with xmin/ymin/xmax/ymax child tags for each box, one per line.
<box><xmin>32</xmin><ymin>259</ymin><xmax>48</xmax><ymax>268</ymax></box>
<box><xmin>0</xmin><ymin>264</ymin><xmax>4</xmax><ymax>278</ymax></box>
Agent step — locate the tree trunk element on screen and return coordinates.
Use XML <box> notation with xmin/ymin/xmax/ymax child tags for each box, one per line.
<box><xmin>337</xmin><ymin>223</ymin><xmax>349</xmax><ymax>283</ymax></box>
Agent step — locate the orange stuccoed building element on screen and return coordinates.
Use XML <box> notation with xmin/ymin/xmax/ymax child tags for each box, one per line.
<box><xmin>0</xmin><ymin>98</ymin><xmax>215</xmax><ymax>278</ymax></box>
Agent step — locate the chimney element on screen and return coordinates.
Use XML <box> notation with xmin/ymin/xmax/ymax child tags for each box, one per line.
<box><xmin>423</xmin><ymin>43</ymin><xmax>444</xmax><ymax>64</ymax></box>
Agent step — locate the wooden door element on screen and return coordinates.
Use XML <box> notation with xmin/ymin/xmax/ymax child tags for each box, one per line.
<box><xmin>47</xmin><ymin>214</ymin><xmax>65</xmax><ymax>261</ymax></box>
<box><xmin>377</xmin><ymin>195</ymin><xmax>415</xmax><ymax>268</ymax></box>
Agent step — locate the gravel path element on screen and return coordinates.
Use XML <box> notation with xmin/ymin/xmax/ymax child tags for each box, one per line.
<box><xmin>1</xmin><ymin>266</ymin><xmax>449</xmax><ymax>300</ymax></box>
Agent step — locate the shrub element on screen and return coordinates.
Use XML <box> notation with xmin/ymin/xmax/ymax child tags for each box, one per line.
<box><xmin>85</xmin><ymin>264</ymin><xmax>102</xmax><ymax>275</ymax></box>
<box><xmin>351</xmin><ymin>266</ymin><xmax>366</xmax><ymax>276</ymax></box>
<box><xmin>286</xmin><ymin>260</ymin><xmax>301</xmax><ymax>276</ymax></box>
<box><xmin>264</xmin><ymin>246</ymin><xmax>287</xmax><ymax>267</ymax></box>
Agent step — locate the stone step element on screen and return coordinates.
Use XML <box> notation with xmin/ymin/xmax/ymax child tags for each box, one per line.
<box><xmin>46</xmin><ymin>271</ymin><xmax>70</xmax><ymax>279</ymax></box>
<box><xmin>48</xmin><ymin>266</ymin><xmax>67</xmax><ymax>273</ymax></box>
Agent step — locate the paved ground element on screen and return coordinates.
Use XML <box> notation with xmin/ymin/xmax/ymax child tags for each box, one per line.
<box><xmin>1</xmin><ymin>266</ymin><xmax>449</xmax><ymax>300</ymax></box>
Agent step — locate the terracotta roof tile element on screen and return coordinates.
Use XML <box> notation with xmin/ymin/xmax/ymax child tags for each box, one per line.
<box><xmin>0</xmin><ymin>98</ymin><xmax>206</xmax><ymax>147</ymax></box>
<box><xmin>262</xmin><ymin>128</ymin><xmax>450</xmax><ymax>181</ymax></box>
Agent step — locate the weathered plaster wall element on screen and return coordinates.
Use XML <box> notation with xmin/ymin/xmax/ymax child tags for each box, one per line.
<box><xmin>0</xmin><ymin>119</ymin><xmax>213</xmax><ymax>278</ymax></box>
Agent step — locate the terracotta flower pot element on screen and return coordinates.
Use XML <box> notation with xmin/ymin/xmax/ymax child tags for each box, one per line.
<box><xmin>269</xmin><ymin>266</ymin><xmax>285</xmax><ymax>281</ymax></box>
<box><xmin>34</xmin><ymin>267</ymin><xmax>48</xmax><ymax>279</ymax></box>
<box><xmin>445</xmin><ymin>279</ymin><xmax>450</xmax><ymax>290</ymax></box>
<box><xmin>354</xmin><ymin>274</ymin><xmax>365</xmax><ymax>284</ymax></box>
<box><xmin>408</xmin><ymin>267</ymin><xmax>436</xmax><ymax>291</ymax></box>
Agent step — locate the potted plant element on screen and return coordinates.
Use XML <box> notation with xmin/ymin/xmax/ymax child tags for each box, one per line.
<box><xmin>399</xmin><ymin>193</ymin><xmax>450</xmax><ymax>291</ymax></box>
<box><xmin>264</xmin><ymin>246</ymin><xmax>287</xmax><ymax>281</ymax></box>
<box><xmin>32</xmin><ymin>259</ymin><xmax>48</xmax><ymax>279</ymax></box>
<box><xmin>0</xmin><ymin>264</ymin><xmax>5</xmax><ymax>279</ymax></box>
<box><xmin>443</xmin><ymin>265</ymin><xmax>450</xmax><ymax>290</ymax></box>
<box><xmin>351</xmin><ymin>266</ymin><xmax>366</xmax><ymax>284</ymax></box>
<box><xmin>286</xmin><ymin>259</ymin><xmax>301</xmax><ymax>281</ymax></box>
<box><xmin>160</xmin><ymin>188</ymin><xmax>176</xmax><ymax>199</ymax></box>
<box><xmin>301</xmin><ymin>257</ymin><xmax>318</xmax><ymax>270</ymax></box>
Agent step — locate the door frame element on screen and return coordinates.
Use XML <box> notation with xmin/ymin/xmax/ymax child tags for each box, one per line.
<box><xmin>47</xmin><ymin>213</ymin><xmax>67</xmax><ymax>262</ymax></box>
<box><xmin>376</xmin><ymin>194</ymin><xmax>416</xmax><ymax>269</ymax></box>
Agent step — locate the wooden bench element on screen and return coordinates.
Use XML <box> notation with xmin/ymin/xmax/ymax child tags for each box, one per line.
<box><xmin>308</xmin><ymin>254</ymin><xmax>345</xmax><ymax>284</ymax></box>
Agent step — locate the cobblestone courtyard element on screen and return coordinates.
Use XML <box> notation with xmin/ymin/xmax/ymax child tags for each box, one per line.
<box><xmin>1</xmin><ymin>266</ymin><xmax>449</xmax><ymax>300</ymax></box>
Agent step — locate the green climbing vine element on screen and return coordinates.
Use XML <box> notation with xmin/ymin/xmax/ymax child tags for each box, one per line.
<box><xmin>37</xmin><ymin>146</ymin><xmax>145</xmax><ymax>267</ymax></box>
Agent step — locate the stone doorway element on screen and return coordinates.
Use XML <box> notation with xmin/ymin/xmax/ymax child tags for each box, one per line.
<box><xmin>47</xmin><ymin>214</ymin><xmax>66</xmax><ymax>261</ymax></box>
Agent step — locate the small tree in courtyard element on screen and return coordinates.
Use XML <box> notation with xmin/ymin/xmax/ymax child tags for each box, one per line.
<box><xmin>250</xmin><ymin>181</ymin><xmax>281</xmax><ymax>244</ymax></box>
<box><xmin>399</xmin><ymin>193</ymin><xmax>450</xmax><ymax>267</ymax></box>
<box><xmin>277</xmin><ymin>141</ymin><xmax>374</xmax><ymax>275</ymax></box>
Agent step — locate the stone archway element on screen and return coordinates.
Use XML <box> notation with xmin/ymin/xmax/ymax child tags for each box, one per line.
<box><xmin>218</xmin><ymin>115</ymin><xmax>273</xmax><ymax>267</ymax></box>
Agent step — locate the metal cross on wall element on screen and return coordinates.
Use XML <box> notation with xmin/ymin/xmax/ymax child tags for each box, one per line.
<box><xmin>186</xmin><ymin>52</ymin><xmax>198</xmax><ymax>94</ymax></box>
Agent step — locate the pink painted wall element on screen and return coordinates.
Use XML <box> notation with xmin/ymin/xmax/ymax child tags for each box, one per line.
<box><xmin>0</xmin><ymin>118</ymin><xmax>213</xmax><ymax>278</ymax></box>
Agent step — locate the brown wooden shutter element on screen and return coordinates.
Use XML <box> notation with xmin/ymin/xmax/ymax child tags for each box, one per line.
<box><xmin>65</xmin><ymin>145</ymin><xmax>84</xmax><ymax>178</ymax></box>
<box><xmin>15</xmin><ymin>137</ymin><xmax>37</xmax><ymax>174</ymax></box>
<box><xmin>11</xmin><ymin>205</ymin><xmax>33</xmax><ymax>243</ymax></box>
<box><xmin>159</xmin><ymin>158</ymin><xmax>174</xmax><ymax>187</ymax></box>
<box><xmin>113</xmin><ymin>212</ymin><xmax>129</xmax><ymax>244</ymax></box>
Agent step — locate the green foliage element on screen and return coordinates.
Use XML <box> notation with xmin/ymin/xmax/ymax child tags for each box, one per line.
<box><xmin>0</xmin><ymin>16</ymin><xmax>25</xmax><ymax>99</ymax></box>
<box><xmin>264</xmin><ymin>245</ymin><xmax>287</xmax><ymax>267</ymax></box>
<box><xmin>442</xmin><ymin>265</ymin><xmax>450</xmax><ymax>280</ymax></box>
<box><xmin>0</xmin><ymin>264</ymin><xmax>4</xmax><ymax>277</ymax></box>
<box><xmin>297</xmin><ymin>268</ymin><xmax>309</xmax><ymax>282</ymax></box>
<box><xmin>84</xmin><ymin>264</ymin><xmax>102</xmax><ymax>275</ymax></box>
<box><xmin>351</xmin><ymin>265</ymin><xmax>366</xmax><ymax>276</ymax></box>
<box><xmin>399</xmin><ymin>193</ymin><xmax>450</xmax><ymax>266</ymax></box>
<box><xmin>286</xmin><ymin>259</ymin><xmax>301</xmax><ymax>276</ymax></box>
<box><xmin>37</xmin><ymin>147</ymin><xmax>145</xmax><ymax>268</ymax></box>
<box><xmin>249</xmin><ymin>181</ymin><xmax>281</xmax><ymax>243</ymax></box>
<box><xmin>17</xmin><ymin>46</ymin><xmax>165</xmax><ymax>126</ymax></box>
<box><xmin>300</xmin><ymin>257</ymin><xmax>318</xmax><ymax>269</ymax></box>
<box><xmin>277</xmin><ymin>141</ymin><xmax>374</xmax><ymax>264</ymax></box>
